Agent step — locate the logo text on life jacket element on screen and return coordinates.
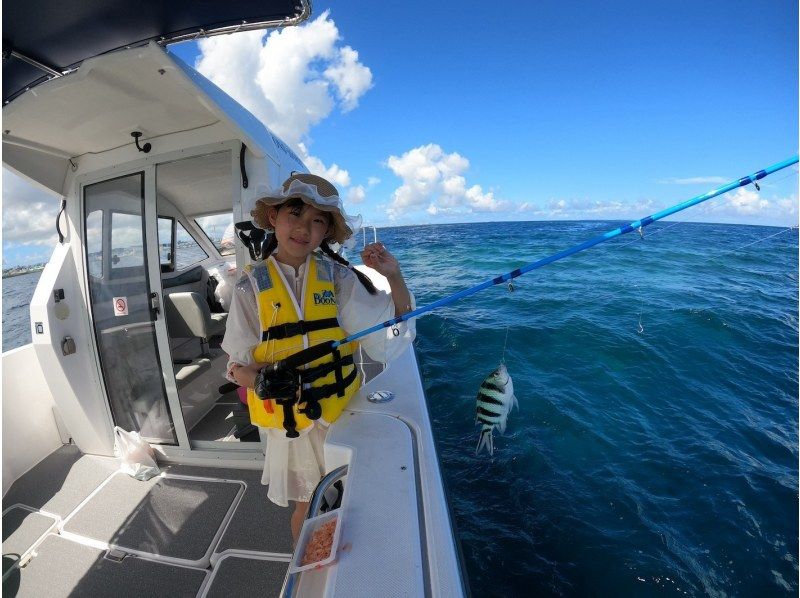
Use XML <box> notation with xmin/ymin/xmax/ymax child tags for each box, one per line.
<box><xmin>314</xmin><ymin>290</ymin><xmax>336</xmax><ymax>306</ymax></box>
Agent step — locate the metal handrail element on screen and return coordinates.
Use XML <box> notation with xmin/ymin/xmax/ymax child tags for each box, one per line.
<box><xmin>280</xmin><ymin>465</ymin><xmax>349</xmax><ymax>598</ymax></box>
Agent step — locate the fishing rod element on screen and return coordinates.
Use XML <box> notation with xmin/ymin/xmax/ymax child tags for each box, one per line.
<box><xmin>270</xmin><ymin>155</ymin><xmax>798</xmax><ymax>374</ymax></box>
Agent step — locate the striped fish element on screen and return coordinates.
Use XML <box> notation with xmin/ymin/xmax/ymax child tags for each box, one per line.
<box><xmin>475</xmin><ymin>363</ymin><xmax>518</xmax><ymax>456</ymax></box>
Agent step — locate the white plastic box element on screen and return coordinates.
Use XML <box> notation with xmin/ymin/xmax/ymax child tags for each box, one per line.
<box><xmin>288</xmin><ymin>509</ymin><xmax>342</xmax><ymax>574</ymax></box>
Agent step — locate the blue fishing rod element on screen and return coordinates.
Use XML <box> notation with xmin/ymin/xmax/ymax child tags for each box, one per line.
<box><xmin>262</xmin><ymin>155</ymin><xmax>798</xmax><ymax>426</ymax></box>
<box><xmin>331</xmin><ymin>154</ymin><xmax>798</xmax><ymax>346</ymax></box>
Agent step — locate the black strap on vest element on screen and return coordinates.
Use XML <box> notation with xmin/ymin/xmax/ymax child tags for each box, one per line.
<box><xmin>301</xmin><ymin>353</ymin><xmax>354</xmax><ymax>384</ymax></box>
<box><xmin>332</xmin><ymin>347</ymin><xmax>344</xmax><ymax>397</ymax></box>
<box><xmin>298</xmin><ymin>367</ymin><xmax>358</xmax><ymax>421</ymax></box>
<box><xmin>261</xmin><ymin>318</ymin><xmax>340</xmax><ymax>342</ymax></box>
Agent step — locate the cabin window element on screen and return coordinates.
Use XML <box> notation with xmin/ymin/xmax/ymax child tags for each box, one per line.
<box><xmin>110</xmin><ymin>212</ymin><xmax>145</xmax><ymax>274</ymax></box>
<box><xmin>158</xmin><ymin>217</ymin><xmax>176</xmax><ymax>273</ymax></box>
<box><xmin>175</xmin><ymin>222</ymin><xmax>208</xmax><ymax>270</ymax></box>
<box><xmin>86</xmin><ymin>210</ymin><xmax>103</xmax><ymax>278</ymax></box>
<box><xmin>195</xmin><ymin>213</ymin><xmax>235</xmax><ymax>256</ymax></box>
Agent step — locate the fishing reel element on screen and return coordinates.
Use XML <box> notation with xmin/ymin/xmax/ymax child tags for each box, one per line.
<box><xmin>254</xmin><ymin>363</ymin><xmax>323</xmax><ymax>438</ymax></box>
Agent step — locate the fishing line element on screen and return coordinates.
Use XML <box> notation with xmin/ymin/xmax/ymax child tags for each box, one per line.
<box><xmin>711</xmin><ymin>225</ymin><xmax>798</xmax><ymax>258</ymax></box>
<box><xmin>634</xmin><ymin>282</ymin><xmax>644</xmax><ymax>334</ymax></box>
<box><xmin>272</xmin><ymin>156</ymin><xmax>798</xmax><ymax>372</ymax></box>
<box><xmin>500</xmin><ymin>326</ymin><xmax>510</xmax><ymax>363</ymax></box>
<box><xmin>616</xmin><ymin>221</ymin><xmax>684</xmax><ymax>248</ymax></box>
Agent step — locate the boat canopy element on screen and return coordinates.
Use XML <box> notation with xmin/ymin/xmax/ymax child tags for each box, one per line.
<box><xmin>3</xmin><ymin>40</ymin><xmax>306</xmax><ymax>196</ymax></box>
<box><xmin>2</xmin><ymin>0</ymin><xmax>310</xmax><ymax>105</ymax></box>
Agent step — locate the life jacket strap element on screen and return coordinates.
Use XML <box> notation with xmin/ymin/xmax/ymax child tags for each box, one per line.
<box><xmin>261</xmin><ymin>318</ymin><xmax>340</xmax><ymax>342</ymax></box>
<box><xmin>332</xmin><ymin>347</ymin><xmax>344</xmax><ymax>397</ymax></box>
<box><xmin>301</xmin><ymin>353</ymin><xmax>355</xmax><ymax>384</ymax></box>
<box><xmin>300</xmin><ymin>367</ymin><xmax>358</xmax><ymax>419</ymax></box>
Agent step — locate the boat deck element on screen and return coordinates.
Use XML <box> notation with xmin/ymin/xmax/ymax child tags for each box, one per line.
<box><xmin>2</xmin><ymin>444</ymin><xmax>292</xmax><ymax>597</ymax></box>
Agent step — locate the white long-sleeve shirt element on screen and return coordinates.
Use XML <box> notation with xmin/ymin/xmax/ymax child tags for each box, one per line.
<box><xmin>221</xmin><ymin>254</ymin><xmax>415</xmax><ymax>379</ymax></box>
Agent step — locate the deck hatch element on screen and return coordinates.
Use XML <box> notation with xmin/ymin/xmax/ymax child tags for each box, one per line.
<box><xmin>3</xmin><ymin>534</ymin><xmax>207</xmax><ymax>598</ymax></box>
<box><xmin>202</xmin><ymin>555</ymin><xmax>288</xmax><ymax>598</ymax></box>
<box><xmin>61</xmin><ymin>472</ymin><xmax>243</xmax><ymax>566</ymax></box>
<box><xmin>1</xmin><ymin>506</ymin><xmax>60</xmax><ymax>579</ymax></box>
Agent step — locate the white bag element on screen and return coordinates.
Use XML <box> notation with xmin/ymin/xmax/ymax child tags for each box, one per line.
<box><xmin>113</xmin><ymin>426</ymin><xmax>160</xmax><ymax>481</ymax></box>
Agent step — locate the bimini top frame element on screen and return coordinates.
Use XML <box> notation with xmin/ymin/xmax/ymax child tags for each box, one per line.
<box><xmin>2</xmin><ymin>0</ymin><xmax>311</xmax><ymax>104</ymax></box>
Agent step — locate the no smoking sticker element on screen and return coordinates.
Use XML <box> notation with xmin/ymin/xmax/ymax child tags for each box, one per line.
<box><xmin>113</xmin><ymin>297</ymin><xmax>129</xmax><ymax>317</ymax></box>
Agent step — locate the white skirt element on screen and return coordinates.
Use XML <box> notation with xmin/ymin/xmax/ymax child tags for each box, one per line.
<box><xmin>260</xmin><ymin>423</ymin><xmax>329</xmax><ymax>507</ymax></box>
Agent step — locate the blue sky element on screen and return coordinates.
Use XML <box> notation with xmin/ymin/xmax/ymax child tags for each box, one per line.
<box><xmin>3</xmin><ymin>0</ymin><xmax>798</xmax><ymax>267</ymax></box>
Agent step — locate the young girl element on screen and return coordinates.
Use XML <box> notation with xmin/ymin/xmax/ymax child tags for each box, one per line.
<box><xmin>222</xmin><ymin>173</ymin><xmax>414</xmax><ymax>543</ymax></box>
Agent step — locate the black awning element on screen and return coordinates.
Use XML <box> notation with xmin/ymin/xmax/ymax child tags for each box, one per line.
<box><xmin>2</xmin><ymin>0</ymin><xmax>310</xmax><ymax>104</ymax></box>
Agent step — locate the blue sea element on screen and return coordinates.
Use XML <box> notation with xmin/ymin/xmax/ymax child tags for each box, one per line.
<box><xmin>3</xmin><ymin>221</ymin><xmax>798</xmax><ymax>596</ymax></box>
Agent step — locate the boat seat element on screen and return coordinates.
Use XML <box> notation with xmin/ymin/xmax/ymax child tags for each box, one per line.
<box><xmin>164</xmin><ymin>292</ymin><xmax>227</xmax><ymax>356</ymax></box>
<box><xmin>173</xmin><ymin>357</ymin><xmax>213</xmax><ymax>387</ymax></box>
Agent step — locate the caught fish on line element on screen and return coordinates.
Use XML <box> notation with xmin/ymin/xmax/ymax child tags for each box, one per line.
<box><xmin>475</xmin><ymin>363</ymin><xmax>518</xmax><ymax>456</ymax></box>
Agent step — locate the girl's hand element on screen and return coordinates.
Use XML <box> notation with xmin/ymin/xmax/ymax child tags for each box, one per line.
<box><xmin>361</xmin><ymin>242</ymin><xmax>402</xmax><ymax>280</ymax></box>
<box><xmin>230</xmin><ymin>361</ymin><xmax>271</xmax><ymax>389</ymax></box>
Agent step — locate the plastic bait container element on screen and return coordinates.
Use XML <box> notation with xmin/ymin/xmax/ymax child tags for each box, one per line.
<box><xmin>288</xmin><ymin>509</ymin><xmax>342</xmax><ymax>574</ymax></box>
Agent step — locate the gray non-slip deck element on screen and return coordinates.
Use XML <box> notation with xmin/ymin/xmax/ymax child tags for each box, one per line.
<box><xmin>204</xmin><ymin>555</ymin><xmax>288</xmax><ymax>598</ymax></box>
<box><xmin>3</xmin><ymin>448</ymin><xmax>294</xmax><ymax>597</ymax></box>
<box><xmin>165</xmin><ymin>465</ymin><xmax>294</xmax><ymax>556</ymax></box>
<box><xmin>3</xmin><ymin>534</ymin><xmax>207</xmax><ymax>598</ymax></box>
<box><xmin>2</xmin><ymin>445</ymin><xmax>119</xmax><ymax>517</ymax></box>
<box><xmin>62</xmin><ymin>473</ymin><xmax>242</xmax><ymax>563</ymax></box>
<box><xmin>2</xmin><ymin>507</ymin><xmax>58</xmax><ymax>577</ymax></box>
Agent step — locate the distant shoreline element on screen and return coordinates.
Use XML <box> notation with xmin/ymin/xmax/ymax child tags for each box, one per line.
<box><xmin>2</xmin><ymin>268</ymin><xmax>43</xmax><ymax>279</ymax></box>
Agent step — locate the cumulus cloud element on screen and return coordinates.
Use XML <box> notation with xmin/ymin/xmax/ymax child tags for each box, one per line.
<box><xmin>698</xmin><ymin>187</ymin><xmax>797</xmax><ymax>223</ymax></box>
<box><xmin>659</xmin><ymin>176</ymin><xmax>728</xmax><ymax>185</ymax></box>
<box><xmin>195</xmin><ymin>10</ymin><xmax>372</xmax><ymax>191</ymax></box>
<box><xmin>347</xmin><ymin>185</ymin><xmax>366</xmax><ymax>204</ymax></box>
<box><xmin>384</xmin><ymin>144</ymin><xmax>509</xmax><ymax>218</ymax></box>
<box><xmin>2</xmin><ymin>170</ymin><xmax>61</xmax><ymax>247</ymax></box>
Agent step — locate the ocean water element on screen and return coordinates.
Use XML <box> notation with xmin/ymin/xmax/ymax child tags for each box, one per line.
<box><xmin>2</xmin><ymin>270</ymin><xmax>40</xmax><ymax>352</ymax></box>
<box><xmin>2</xmin><ymin>221</ymin><xmax>797</xmax><ymax>596</ymax></box>
<box><xmin>377</xmin><ymin>221</ymin><xmax>798</xmax><ymax>597</ymax></box>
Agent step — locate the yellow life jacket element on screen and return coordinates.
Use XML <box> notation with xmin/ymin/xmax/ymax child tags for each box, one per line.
<box><xmin>246</xmin><ymin>254</ymin><xmax>361</xmax><ymax>432</ymax></box>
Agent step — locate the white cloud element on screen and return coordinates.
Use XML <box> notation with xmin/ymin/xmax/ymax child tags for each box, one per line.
<box><xmin>515</xmin><ymin>187</ymin><xmax>797</xmax><ymax>226</ymax></box>
<box><xmin>659</xmin><ymin>176</ymin><xmax>728</xmax><ymax>185</ymax></box>
<box><xmin>2</xmin><ymin>170</ymin><xmax>61</xmax><ymax>247</ymax></box>
<box><xmin>384</xmin><ymin>143</ymin><xmax>509</xmax><ymax>218</ymax></box>
<box><xmin>517</xmin><ymin>196</ymin><xmax>656</xmax><ymax>220</ymax></box>
<box><xmin>347</xmin><ymin>185</ymin><xmax>366</xmax><ymax>204</ymax></box>
<box><xmin>323</xmin><ymin>47</ymin><xmax>373</xmax><ymax>112</ymax></box>
<box><xmin>367</xmin><ymin>177</ymin><xmax>381</xmax><ymax>187</ymax></box>
<box><xmin>698</xmin><ymin>187</ymin><xmax>797</xmax><ymax>223</ymax></box>
<box><xmin>195</xmin><ymin>9</ymin><xmax>372</xmax><ymax>194</ymax></box>
<box><xmin>298</xmin><ymin>144</ymin><xmax>351</xmax><ymax>189</ymax></box>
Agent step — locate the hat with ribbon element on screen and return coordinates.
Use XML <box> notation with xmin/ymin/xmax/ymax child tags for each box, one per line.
<box><xmin>251</xmin><ymin>173</ymin><xmax>354</xmax><ymax>244</ymax></box>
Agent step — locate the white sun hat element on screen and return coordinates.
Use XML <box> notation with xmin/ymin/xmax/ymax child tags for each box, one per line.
<box><xmin>251</xmin><ymin>173</ymin><xmax>355</xmax><ymax>244</ymax></box>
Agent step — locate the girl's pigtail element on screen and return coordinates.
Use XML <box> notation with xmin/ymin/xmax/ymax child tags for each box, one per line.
<box><xmin>319</xmin><ymin>241</ymin><xmax>378</xmax><ymax>295</ymax></box>
<box><xmin>260</xmin><ymin>233</ymin><xmax>278</xmax><ymax>260</ymax></box>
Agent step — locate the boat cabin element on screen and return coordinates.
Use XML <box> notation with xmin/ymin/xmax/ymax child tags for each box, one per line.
<box><xmin>2</xmin><ymin>3</ymin><xmax>466</xmax><ymax>596</ymax></box>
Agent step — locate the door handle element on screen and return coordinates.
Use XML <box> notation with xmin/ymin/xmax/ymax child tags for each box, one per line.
<box><xmin>149</xmin><ymin>292</ymin><xmax>161</xmax><ymax>319</ymax></box>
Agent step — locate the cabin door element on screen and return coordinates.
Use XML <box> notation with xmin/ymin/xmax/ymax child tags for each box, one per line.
<box><xmin>83</xmin><ymin>170</ymin><xmax>185</xmax><ymax>446</ymax></box>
